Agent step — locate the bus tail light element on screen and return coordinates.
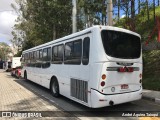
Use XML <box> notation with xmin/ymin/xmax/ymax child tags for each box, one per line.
<box><xmin>101</xmin><ymin>81</ymin><xmax>105</xmax><ymax>86</ymax></box>
<box><xmin>139</xmin><ymin>73</ymin><xmax>142</xmax><ymax>78</ymax></box>
<box><xmin>139</xmin><ymin>79</ymin><xmax>142</xmax><ymax>83</ymax></box>
<box><xmin>128</xmin><ymin>67</ymin><xmax>133</xmax><ymax>72</ymax></box>
<box><xmin>118</xmin><ymin>67</ymin><xmax>126</xmax><ymax>72</ymax></box>
<box><xmin>102</xmin><ymin>74</ymin><xmax>106</xmax><ymax>80</ymax></box>
<box><xmin>118</xmin><ymin>67</ymin><xmax>133</xmax><ymax>72</ymax></box>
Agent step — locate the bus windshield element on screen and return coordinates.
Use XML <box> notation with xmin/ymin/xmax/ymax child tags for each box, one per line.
<box><xmin>101</xmin><ymin>30</ymin><xmax>141</xmax><ymax>59</ymax></box>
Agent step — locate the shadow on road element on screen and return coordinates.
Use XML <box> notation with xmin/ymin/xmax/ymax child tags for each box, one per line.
<box><xmin>3</xmin><ymin>71</ymin><xmax>160</xmax><ymax>118</ymax></box>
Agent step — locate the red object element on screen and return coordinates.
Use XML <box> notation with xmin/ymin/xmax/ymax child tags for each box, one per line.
<box><xmin>118</xmin><ymin>67</ymin><xmax>133</xmax><ymax>72</ymax></box>
<box><xmin>121</xmin><ymin>84</ymin><xmax>129</xmax><ymax>89</ymax></box>
<box><xmin>146</xmin><ymin>16</ymin><xmax>160</xmax><ymax>45</ymax></box>
<box><xmin>128</xmin><ymin>67</ymin><xmax>133</xmax><ymax>72</ymax></box>
<box><xmin>17</xmin><ymin>69</ymin><xmax>21</xmax><ymax>76</ymax></box>
<box><xmin>118</xmin><ymin>67</ymin><xmax>126</xmax><ymax>72</ymax></box>
<box><xmin>101</xmin><ymin>81</ymin><xmax>105</xmax><ymax>86</ymax></box>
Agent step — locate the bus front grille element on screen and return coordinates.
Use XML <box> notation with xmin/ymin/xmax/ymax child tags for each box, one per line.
<box><xmin>71</xmin><ymin>78</ymin><xmax>88</xmax><ymax>103</ymax></box>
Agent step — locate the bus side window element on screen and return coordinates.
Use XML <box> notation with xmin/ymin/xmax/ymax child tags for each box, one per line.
<box><xmin>64</xmin><ymin>40</ymin><xmax>82</xmax><ymax>65</ymax></box>
<box><xmin>43</xmin><ymin>48</ymin><xmax>47</xmax><ymax>61</ymax></box>
<box><xmin>36</xmin><ymin>50</ymin><xmax>42</xmax><ymax>68</ymax></box>
<box><xmin>25</xmin><ymin>53</ymin><xmax>28</xmax><ymax>65</ymax></box>
<box><xmin>52</xmin><ymin>45</ymin><xmax>63</xmax><ymax>64</ymax></box>
<box><xmin>82</xmin><ymin>37</ymin><xmax>90</xmax><ymax>65</ymax></box>
<box><xmin>73</xmin><ymin>40</ymin><xmax>82</xmax><ymax>64</ymax></box>
<box><xmin>48</xmin><ymin>47</ymin><xmax>51</xmax><ymax>61</ymax></box>
<box><xmin>42</xmin><ymin>47</ymin><xmax>51</xmax><ymax>68</ymax></box>
<box><xmin>33</xmin><ymin>51</ymin><xmax>37</xmax><ymax>61</ymax></box>
<box><xmin>39</xmin><ymin>50</ymin><xmax>43</xmax><ymax>60</ymax></box>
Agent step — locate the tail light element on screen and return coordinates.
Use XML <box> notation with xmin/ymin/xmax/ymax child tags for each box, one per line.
<box><xmin>101</xmin><ymin>81</ymin><xmax>105</xmax><ymax>86</ymax></box>
<box><xmin>118</xmin><ymin>67</ymin><xmax>133</xmax><ymax>72</ymax></box>
<box><xmin>102</xmin><ymin>74</ymin><xmax>106</xmax><ymax>80</ymax></box>
<box><xmin>139</xmin><ymin>73</ymin><xmax>142</xmax><ymax>78</ymax></box>
<box><xmin>139</xmin><ymin>79</ymin><xmax>142</xmax><ymax>83</ymax></box>
<box><xmin>128</xmin><ymin>67</ymin><xmax>133</xmax><ymax>72</ymax></box>
<box><xmin>118</xmin><ymin>67</ymin><xmax>126</xmax><ymax>72</ymax></box>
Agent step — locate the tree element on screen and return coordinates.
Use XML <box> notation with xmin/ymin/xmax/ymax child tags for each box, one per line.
<box><xmin>146</xmin><ymin>0</ymin><xmax>150</xmax><ymax>21</ymax></box>
<box><xmin>131</xmin><ymin>0</ymin><xmax>135</xmax><ymax>31</ymax></box>
<box><xmin>0</xmin><ymin>42</ymin><xmax>12</xmax><ymax>61</ymax></box>
<box><xmin>12</xmin><ymin>0</ymin><xmax>72</xmax><ymax>50</ymax></box>
<box><xmin>153</xmin><ymin>0</ymin><xmax>156</xmax><ymax>22</ymax></box>
<box><xmin>138</xmin><ymin>0</ymin><xmax>141</xmax><ymax>14</ymax></box>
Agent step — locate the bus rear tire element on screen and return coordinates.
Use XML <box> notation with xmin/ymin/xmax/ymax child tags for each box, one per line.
<box><xmin>50</xmin><ymin>78</ymin><xmax>59</xmax><ymax>97</ymax></box>
<box><xmin>24</xmin><ymin>71</ymin><xmax>27</xmax><ymax>80</ymax></box>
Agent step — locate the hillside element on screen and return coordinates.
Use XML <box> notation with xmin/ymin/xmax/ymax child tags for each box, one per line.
<box><xmin>115</xmin><ymin>7</ymin><xmax>160</xmax><ymax>91</ymax></box>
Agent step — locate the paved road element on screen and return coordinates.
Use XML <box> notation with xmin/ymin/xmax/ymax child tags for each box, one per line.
<box><xmin>0</xmin><ymin>69</ymin><xmax>160</xmax><ymax>120</ymax></box>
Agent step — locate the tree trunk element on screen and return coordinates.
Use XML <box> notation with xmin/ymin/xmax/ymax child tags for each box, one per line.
<box><xmin>131</xmin><ymin>0</ymin><xmax>135</xmax><ymax>31</ymax></box>
<box><xmin>131</xmin><ymin>0</ymin><xmax>135</xmax><ymax>19</ymax></box>
<box><xmin>138</xmin><ymin>0</ymin><xmax>141</xmax><ymax>14</ymax></box>
<box><xmin>153</xmin><ymin>0</ymin><xmax>156</xmax><ymax>22</ymax></box>
<box><xmin>118</xmin><ymin>0</ymin><xmax>120</xmax><ymax>21</ymax></box>
<box><xmin>146</xmin><ymin>0</ymin><xmax>150</xmax><ymax>21</ymax></box>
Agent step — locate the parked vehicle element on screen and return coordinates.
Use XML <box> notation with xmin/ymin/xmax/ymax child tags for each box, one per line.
<box><xmin>10</xmin><ymin>57</ymin><xmax>22</xmax><ymax>78</ymax></box>
<box><xmin>0</xmin><ymin>60</ymin><xmax>4</xmax><ymax>69</ymax></box>
<box><xmin>11</xmin><ymin>57</ymin><xmax>21</xmax><ymax>69</ymax></box>
<box><xmin>5</xmin><ymin>61</ymin><xmax>12</xmax><ymax>72</ymax></box>
<box><xmin>11</xmin><ymin>66</ymin><xmax>22</xmax><ymax>78</ymax></box>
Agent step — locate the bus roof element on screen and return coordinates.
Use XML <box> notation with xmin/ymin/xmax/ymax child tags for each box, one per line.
<box><xmin>23</xmin><ymin>25</ymin><xmax>141</xmax><ymax>53</ymax></box>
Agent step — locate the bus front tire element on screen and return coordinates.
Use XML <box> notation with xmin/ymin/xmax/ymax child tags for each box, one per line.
<box><xmin>50</xmin><ymin>79</ymin><xmax>59</xmax><ymax>97</ymax></box>
<box><xmin>24</xmin><ymin>71</ymin><xmax>27</xmax><ymax>80</ymax></box>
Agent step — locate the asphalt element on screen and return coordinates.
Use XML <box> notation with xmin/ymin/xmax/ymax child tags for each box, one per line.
<box><xmin>142</xmin><ymin>89</ymin><xmax>160</xmax><ymax>104</ymax></box>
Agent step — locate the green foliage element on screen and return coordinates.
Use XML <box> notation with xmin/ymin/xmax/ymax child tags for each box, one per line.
<box><xmin>14</xmin><ymin>51</ymin><xmax>22</xmax><ymax>57</ymax></box>
<box><xmin>143</xmin><ymin>50</ymin><xmax>160</xmax><ymax>91</ymax></box>
<box><xmin>0</xmin><ymin>42</ymin><xmax>12</xmax><ymax>61</ymax></box>
<box><xmin>115</xmin><ymin>6</ymin><xmax>160</xmax><ymax>42</ymax></box>
<box><xmin>12</xmin><ymin>0</ymin><xmax>73</xmax><ymax>50</ymax></box>
<box><xmin>115</xmin><ymin>5</ymin><xmax>160</xmax><ymax>91</ymax></box>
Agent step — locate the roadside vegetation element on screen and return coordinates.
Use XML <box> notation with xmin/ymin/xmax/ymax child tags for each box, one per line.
<box><xmin>143</xmin><ymin>50</ymin><xmax>160</xmax><ymax>91</ymax></box>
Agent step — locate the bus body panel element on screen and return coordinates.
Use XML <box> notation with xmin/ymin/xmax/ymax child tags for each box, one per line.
<box><xmin>21</xmin><ymin>25</ymin><xmax>142</xmax><ymax>108</ymax></box>
<box><xmin>90</xmin><ymin>87</ymin><xmax>142</xmax><ymax>108</ymax></box>
<box><xmin>99</xmin><ymin>62</ymin><xmax>142</xmax><ymax>94</ymax></box>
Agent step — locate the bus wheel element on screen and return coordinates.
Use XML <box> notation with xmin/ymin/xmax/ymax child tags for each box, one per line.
<box><xmin>50</xmin><ymin>78</ymin><xmax>59</xmax><ymax>97</ymax></box>
<box><xmin>24</xmin><ymin>71</ymin><xmax>27</xmax><ymax>80</ymax></box>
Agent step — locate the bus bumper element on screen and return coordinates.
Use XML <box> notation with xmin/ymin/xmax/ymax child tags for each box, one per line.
<box><xmin>90</xmin><ymin>88</ymin><xmax>142</xmax><ymax>108</ymax></box>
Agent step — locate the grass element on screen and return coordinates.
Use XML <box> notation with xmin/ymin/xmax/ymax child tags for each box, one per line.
<box><xmin>142</xmin><ymin>50</ymin><xmax>160</xmax><ymax>91</ymax></box>
<box><xmin>142</xmin><ymin>75</ymin><xmax>160</xmax><ymax>91</ymax></box>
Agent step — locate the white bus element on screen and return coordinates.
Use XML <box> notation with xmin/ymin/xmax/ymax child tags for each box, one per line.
<box><xmin>21</xmin><ymin>25</ymin><xmax>142</xmax><ymax>108</ymax></box>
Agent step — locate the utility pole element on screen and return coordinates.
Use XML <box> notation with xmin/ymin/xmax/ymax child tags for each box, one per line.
<box><xmin>72</xmin><ymin>0</ymin><xmax>77</xmax><ymax>33</ymax></box>
<box><xmin>107</xmin><ymin>0</ymin><xmax>113</xmax><ymax>26</ymax></box>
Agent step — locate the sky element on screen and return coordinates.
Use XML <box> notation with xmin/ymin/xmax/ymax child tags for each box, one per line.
<box><xmin>0</xmin><ymin>0</ymin><xmax>17</xmax><ymax>46</ymax></box>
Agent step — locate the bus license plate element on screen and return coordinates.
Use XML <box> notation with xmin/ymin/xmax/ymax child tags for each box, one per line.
<box><xmin>121</xmin><ymin>84</ymin><xmax>129</xmax><ymax>89</ymax></box>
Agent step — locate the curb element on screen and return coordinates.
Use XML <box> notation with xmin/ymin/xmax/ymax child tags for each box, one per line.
<box><xmin>142</xmin><ymin>96</ymin><xmax>160</xmax><ymax>104</ymax></box>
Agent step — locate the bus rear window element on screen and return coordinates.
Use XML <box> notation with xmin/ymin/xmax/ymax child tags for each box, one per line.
<box><xmin>101</xmin><ymin>30</ymin><xmax>141</xmax><ymax>59</ymax></box>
